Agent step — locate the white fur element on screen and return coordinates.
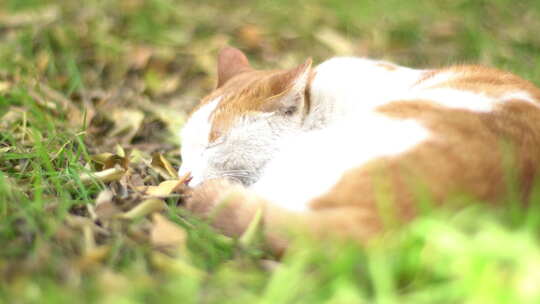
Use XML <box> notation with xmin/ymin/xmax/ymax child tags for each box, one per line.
<box><xmin>502</xmin><ymin>91</ymin><xmax>536</xmax><ymax>104</ymax></box>
<box><xmin>403</xmin><ymin>88</ymin><xmax>496</xmax><ymax>112</ymax></box>
<box><xmin>179</xmin><ymin>56</ymin><xmax>537</xmax><ymax>212</ymax></box>
<box><xmin>409</xmin><ymin>70</ymin><xmax>537</xmax><ymax>111</ymax></box>
<box><xmin>304</xmin><ymin>57</ymin><xmax>425</xmax><ymax>129</ymax></box>
<box><xmin>178</xmin><ymin>97</ymin><xmax>220</xmax><ymax>186</ymax></box>
<box><xmin>415</xmin><ymin>71</ymin><xmax>454</xmax><ymax>89</ymax></box>
<box><xmin>404</xmin><ymin>86</ymin><xmax>537</xmax><ymax>113</ymax></box>
<box><xmin>252</xmin><ymin>115</ymin><xmax>430</xmax><ymax>212</ymax></box>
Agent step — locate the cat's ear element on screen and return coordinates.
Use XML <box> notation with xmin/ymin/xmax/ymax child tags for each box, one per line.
<box><xmin>265</xmin><ymin>58</ymin><xmax>313</xmax><ymax>115</ymax></box>
<box><xmin>217</xmin><ymin>47</ymin><xmax>252</xmax><ymax>88</ymax></box>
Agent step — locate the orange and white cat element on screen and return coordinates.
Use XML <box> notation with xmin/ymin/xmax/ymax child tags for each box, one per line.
<box><xmin>179</xmin><ymin>47</ymin><xmax>540</xmax><ymax>253</ymax></box>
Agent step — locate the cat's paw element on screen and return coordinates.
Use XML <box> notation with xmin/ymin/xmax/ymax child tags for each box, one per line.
<box><xmin>184</xmin><ymin>178</ymin><xmax>239</xmax><ymax>215</ymax></box>
<box><xmin>185</xmin><ymin>178</ymin><xmax>291</xmax><ymax>255</ymax></box>
<box><xmin>184</xmin><ymin>178</ymin><xmax>260</xmax><ymax>238</ymax></box>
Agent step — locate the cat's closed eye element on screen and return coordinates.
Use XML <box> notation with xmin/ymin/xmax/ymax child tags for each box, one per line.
<box><xmin>283</xmin><ymin>106</ymin><xmax>298</xmax><ymax>116</ymax></box>
<box><xmin>206</xmin><ymin>138</ymin><xmax>225</xmax><ymax>149</ymax></box>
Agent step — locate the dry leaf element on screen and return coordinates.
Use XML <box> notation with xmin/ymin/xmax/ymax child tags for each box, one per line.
<box><xmin>119</xmin><ymin>198</ymin><xmax>166</xmax><ymax>219</ymax></box>
<box><xmin>0</xmin><ymin>107</ymin><xmax>24</xmax><ymax>129</ymax></box>
<box><xmin>151</xmin><ymin>152</ymin><xmax>179</xmax><ymax>179</ymax></box>
<box><xmin>141</xmin><ymin>179</ymin><xmax>184</xmax><ymax>196</ymax></box>
<box><xmin>151</xmin><ymin>252</ymin><xmax>206</xmax><ymax>278</ymax></box>
<box><xmin>76</xmin><ymin>246</ymin><xmax>110</xmax><ymax>270</ymax></box>
<box><xmin>65</xmin><ymin>215</ymin><xmax>94</xmax><ymax>228</ymax></box>
<box><xmin>83</xmin><ymin>223</ymin><xmax>96</xmax><ymax>250</ymax></box>
<box><xmin>98</xmin><ymin>270</ymin><xmax>129</xmax><ymax>294</ymax></box>
<box><xmin>80</xmin><ymin>166</ymin><xmax>126</xmax><ymax>184</ymax></box>
<box><xmin>160</xmin><ymin>76</ymin><xmax>182</xmax><ymax>95</ymax></box>
<box><xmin>130</xmin><ymin>46</ymin><xmax>154</xmax><ymax>69</ymax></box>
<box><xmin>151</xmin><ymin>213</ymin><xmax>187</xmax><ymax>253</ymax></box>
<box><xmin>109</xmin><ymin>109</ymin><xmax>144</xmax><ymax>142</ymax></box>
<box><xmin>115</xmin><ymin>145</ymin><xmax>126</xmax><ymax>158</ymax></box>
<box><xmin>237</xmin><ymin>24</ymin><xmax>264</xmax><ymax>48</ymax></box>
<box><xmin>260</xmin><ymin>259</ymin><xmax>281</xmax><ymax>272</ymax></box>
<box><xmin>96</xmin><ymin>190</ymin><xmax>114</xmax><ymax>205</ymax></box>
<box><xmin>94</xmin><ymin>190</ymin><xmax>121</xmax><ymax>220</ymax></box>
<box><xmin>91</xmin><ymin>153</ymin><xmax>128</xmax><ymax>170</ymax></box>
<box><xmin>0</xmin><ymin>81</ymin><xmax>11</xmax><ymax>93</ymax></box>
<box><xmin>0</xmin><ymin>6</ymin><xmax>59</xmax><ymax>27</ymax></box>
<box><xmin>129</xmin><ymin>149</ymin><xmax>147</xmax><ymax>164</ymax></box>
<box><xmin>315</xmin><ymin>27</ymin><xmax>354</xmax><ymax>55</ymax></box>
<box><xmin>36</xmin><ymin>83</ymin><xmax>83</xmax><ymax>125</ymax></box>
<box><xmin>136</xmin><ymin>98</ymin><xmax>186</xmax><ymax>134</ymax></box>
<box><xmin>91</xmin><ymin>153</ymin><xmax>115</xmax><ymax>164</ymax></box>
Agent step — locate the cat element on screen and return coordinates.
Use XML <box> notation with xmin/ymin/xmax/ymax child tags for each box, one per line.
<box><xmin>178</xmin><ymin>47</ymin><xmax>540</xmax><ymax>254</ymax></box>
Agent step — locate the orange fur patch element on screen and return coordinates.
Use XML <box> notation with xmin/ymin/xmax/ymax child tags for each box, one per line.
<box><xmin>192</xmin><ymin>63</ymin><xmax>313</xmax><ymax>143</ymax></box>
<box><xmin>185</xmin><ymin>57</ymin><xmax>540</xmax><ymax>254</ymax></box>
<box><xmin>420</xmin><ymin>65</ymin><xmax>540</xmax><ymax>101</ymax></box>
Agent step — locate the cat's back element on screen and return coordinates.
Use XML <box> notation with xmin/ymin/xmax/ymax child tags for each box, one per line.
<box><xmin>256</xmin><ymin>64</ymin><xmax>540</xmax><ymax>218</ymax></box>
<box><xmin>311</xmin><ymin>57</ymin><xmax>425</xmax><ymax>106</ymax></box>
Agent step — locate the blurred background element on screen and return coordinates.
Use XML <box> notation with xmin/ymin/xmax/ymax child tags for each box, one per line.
<box><xmin>2</xmin><ymin>0</ymin><xmax>540</xmax><ymax>151</ymax></box>
<box><xmin>2</xmin><ymin>1</ymin><xmax>540</xmax><ymax>303</ymax></box>
<box><xmin>2</xmin><ymin>0</ymin><xmax>540</xmax><ymax>129</ymax></box>
<box><xmin>3</xmin><ymin>0</ymin><xmax>540</xmax><ymax>152</ymax></box>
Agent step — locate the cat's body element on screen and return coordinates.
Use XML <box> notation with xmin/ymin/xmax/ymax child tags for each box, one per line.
<box><xmin>179</xmin><ymin>47</ymin><xmax>540</xmax><ymax>253</ymax></box>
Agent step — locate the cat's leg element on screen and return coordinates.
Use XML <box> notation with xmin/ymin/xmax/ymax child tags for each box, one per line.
<box><xmin>185</xmin><ymin>179</ymin><xmax>288</xmax><ymax>254</ymax></box>
<box><xmin>184</xmin><ymin>179</ymin><xmax>382</xmax><ymax>255</ymax></box>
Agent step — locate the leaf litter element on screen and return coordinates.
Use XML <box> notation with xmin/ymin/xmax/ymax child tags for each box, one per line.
<box><xmin>1</xmin><ymin>71</ymin><xmax>279</xmax><ymax>287</ymax></box>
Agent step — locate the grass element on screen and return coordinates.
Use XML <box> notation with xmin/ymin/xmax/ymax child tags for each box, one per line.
<box><xmin>1</xmin><ymin>0</ymin><xmax>540</xmax><ymax>303</ymax></box>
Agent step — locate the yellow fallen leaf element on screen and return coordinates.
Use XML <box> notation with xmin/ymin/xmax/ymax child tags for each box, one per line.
<box><xmin>151</xmin><ymin>153</ymin><xmax>179</xmax><ymax>179</ymax></box>
<box><xmin>151</xmin><ymin>213</ymin><xmax>187</xmax><ymax>253</ymax></box>
<box><xmin>0</xmin><ymin>6</ymin><xmax>59</xmax><ymax>27</ymax></box>
<box><xmin>129</xmin><ymin>149</ymin><xmax>147</xmax><ymax>164</ymax></box>
<box><xmin>79</xmin><ymin>166</ymin><xmax>126</xmax><ymax>184</ymax></box>
<box><xmin>77</xmin><ymin>246</ymin><xmax>110</xmax><ymax>270</ymax></box>
<box><xmin>315</xmin><ymin>27</ymin><xmax>354</xmax><ymax>55</ymax></box>
<box><xmin>0</xmin><ymin>81</ymin><xmax>11</xmax><ymax>93</ymax></box>
<box><xmin>237</xmin><ymin>24</ymin><xmax>263</xmax><ymax>48</ymax></box>
<box><xmin>0</xmin><ymin>107</ymin><xmax>24</xmax><ymax>129</ymax></box>
<box><xmin>136</xmin><ymin>98</ymin><xmax>186</xmax><ymax>134</ymax></box>
<box><xmin>130</xmin><ymin>46</ymin><xmax>153</xmax><ymax>69</ymax></box>
<box><xmin>144</xmin><ymin>179</ymin><xmax>184</xmax><ymax>196</ymax></box>
<box><xmin>65</xmin><ymin>215</ymin><xmax>109</xmax><ymax>237</ymax></box>
<box><xmin>98</xmin><ymin>270</ymin><xmax>129</xmax><ymax>294</ymax></box>
<box><xmin>35</xmin><ymin>83</ymin><xmax>83</xmax><ymax>125</ymax></box>
<box><xmin>94</xmin><ymin>190</ymin><xmax>120</xmax><ymax>220</ymax></box>
<box><xmin>119</xmin><ymin>198</ymin><xmax>166</xmax><ymax>219</ymax></box>
<box><xmin>109</xmin><ymin>109</ymin><xmax>144</xmax><ymax>142</ymax></box>
<box><xmin>90</xmin><ymin>153</ymin><xmax>128</xmax><ymax>170</ymax></box>
<box><xmin>151</xmin><ymin>251</ymin><xmax>206</xmax><ymax>278</ymax></box>
<box><xmin>91</xmin><ymin>153</ymin><xmax>115</xmax><ymax>163</ymax></box>
<box><xmin>83</xmin><ymin>222</ymin><xmax>96</xmax><ymax>251</ymax></box>
<box><xmin>115</xmin><ymin>144</ymin><xmax>126</xmax><ymax>158</ymax></box>
<box><xmin>260</xmin><ymin>259</ymin><xmax>281</xmax><ymax>272</ymax></box>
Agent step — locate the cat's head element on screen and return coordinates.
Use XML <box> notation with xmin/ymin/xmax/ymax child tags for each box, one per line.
<box><xmin>179</xmin><ymin>47</ymin><xmax>312</xmax><ymax>187</ymax></box>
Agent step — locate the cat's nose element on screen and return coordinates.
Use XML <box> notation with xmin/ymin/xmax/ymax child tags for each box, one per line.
<box><xmin>187</xmin><ymin>176</ymin><xmax>203</xmax><ymax>188</ymax></box>
<box><xmin>180</xmin><ymin>172</ymin><xmax>193</xmax><ymax>186</ymax></box>
<box><xmin>178</xmin><ymin>164</ymin><xmax>203</xmax><ymax>187</ymax></box>
<box><xmin>179</xmin><ymin>170</ymin><xmax>203</xmax><ymax>188</ymax></box>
